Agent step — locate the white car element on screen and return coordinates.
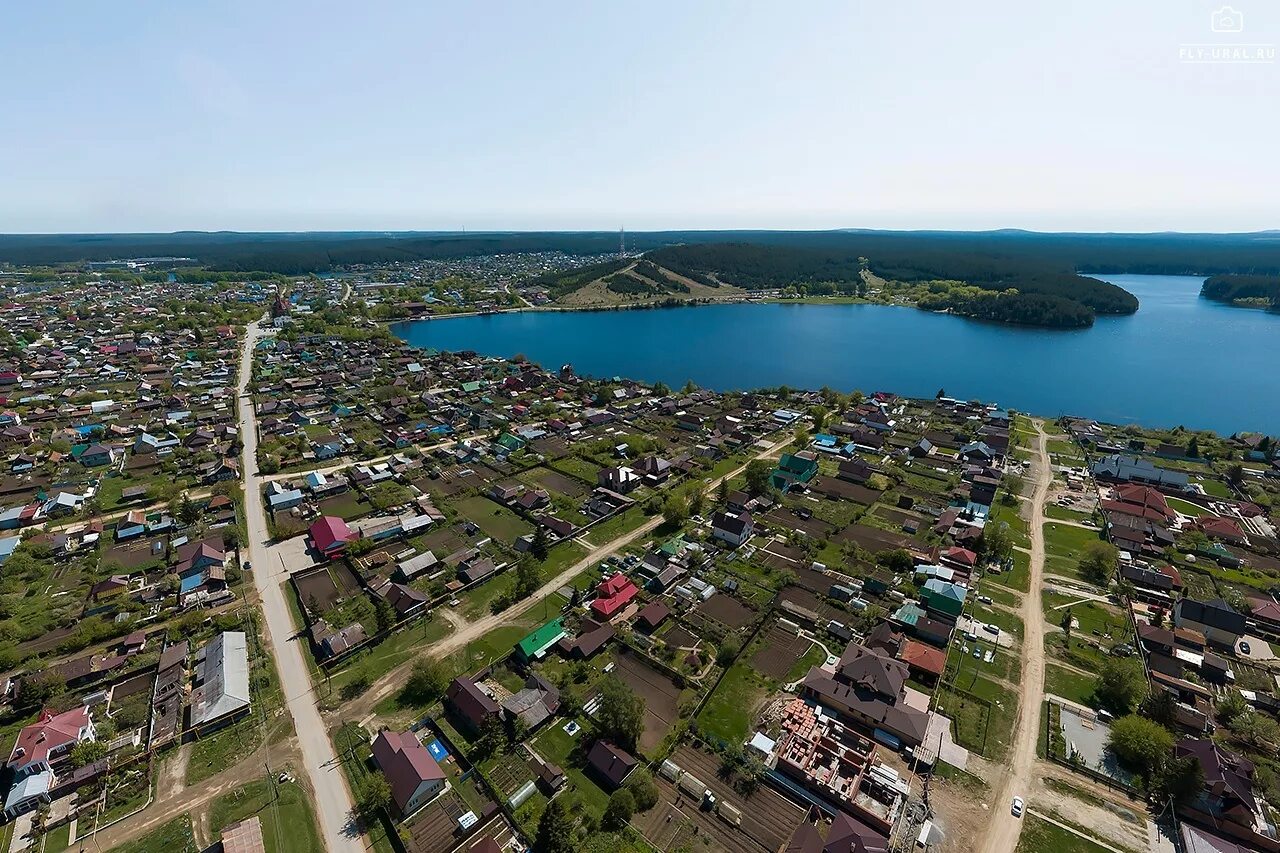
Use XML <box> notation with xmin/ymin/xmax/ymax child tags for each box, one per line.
<box><xmin>1011</xmin><ymin>796</ymin><xmax>1025</xmax><ymax>817</ymax></box>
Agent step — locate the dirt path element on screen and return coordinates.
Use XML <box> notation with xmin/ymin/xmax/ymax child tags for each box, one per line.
<box><xmin>437</xmin><ymin>607</ymin><xmax>469</xmax><ymax>632</ymax></box>
<box><xmin>341</xmin><ymin>436</ymin><xmax>788</xmax><ymax>721</ymax></box>
<box><xmin>86</xmin><ymin>739</ymin><xmax>294</xmax><ymax>850</ymax></box>
<box><xmin>982</xmin><ymin>419</ymin><xmax>1051</xmax><ymax>853</ymax></box>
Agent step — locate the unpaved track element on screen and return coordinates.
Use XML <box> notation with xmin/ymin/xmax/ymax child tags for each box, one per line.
<box><xmin>982</xmin><ymin>420</ymin><xmax>1051</xmax><ymax>853</ymax></box>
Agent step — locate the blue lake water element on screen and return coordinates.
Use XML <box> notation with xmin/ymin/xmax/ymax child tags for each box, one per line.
<box><xmin>391</xmin><ymin>274</ymin><xmax>1279</xmax><ymax>434</ymax></box>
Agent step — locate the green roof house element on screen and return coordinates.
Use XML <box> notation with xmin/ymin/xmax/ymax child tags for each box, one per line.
<box><xmin>771</xmin><ymin>453</ymin><xmax>819</xmax><ymax>492</ymax></box>
<box><xmin>516</xmin><ymin>618</ymin><xmax>566</xmax><ymax>662</ymax></box>
<box><xmin>921</xmin><ymin>579</ymin><xmax>966</xmax><ymax>619</ymax></box>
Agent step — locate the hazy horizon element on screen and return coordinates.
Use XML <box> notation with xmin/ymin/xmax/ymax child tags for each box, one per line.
<box><xmin>2</xmin><ymin>1</ymin><xmax>1276</xmax><ymax>233</ymax></box>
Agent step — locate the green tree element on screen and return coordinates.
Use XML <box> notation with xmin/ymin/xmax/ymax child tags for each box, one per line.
<box><xmin>1078</xmin><ymin>540</ymin><xmax>1119</xmax><ymax>586</ymax></box>
<box><xmin>1106</xmin><ymin>714</ymin><xmax>1174</xmax><ymax>776</ymax></box>
<box><xmin>403</xmin><ymin>658</ymin><xmax>449</xmax><ymax>706</ymax></box>
<box><xmin>177</xmin><ymin>494</ymin><xmax>201</xmax><ymax>525</ymax></box>
<box><xmin>70</xmin><ymin>740</ymin><xmax>108</xmax><ymax>768</ymax></box>
<box><xmin>597</xmin><ymin>675</ymin><xmax>645</xmax><ymax>752</ymax></box>
<box><xmin>716</xmin><ymin>636</ymin><xmax>741</xmax><ymax>667</ymax></box>
<box><xmin>534</xmin><ymin>797</ymin><xmax>575</xmax><ymax>853</ymax></box>
<box><xmin>354</xmin><ymin>775</ymin><xmax>391</xmax><ymax>823</ymax></box>
<box><xmin>979</xmin><ymin>523</ymin><xmax>1013</xmax><ymax>564</ymax></box>
<box><xmin>661</xmin><ymin>493</ymin><xmax>689</xmax><ymax>528</ymax></box>
<box><xmin>1152</xmin><ymin>754</ymin><xmax>1205</xmax><ymax>806</ymax></box>
<box><xmin>624</xmin><ymin>767</ymin><xmax>659</xmax><ymax>812</ymax></box>
<box><xmin>602</xmin><ymin>788</ymin><xmax>635</xmax><ymax>830</ymax></box>
<box><xmin>1060</xmin><ymin>607</ymin><xmax>1073</xmax><ymax>648</ymax></box>
<box><xmin>1186</xmin><ymin>436</ymin><xmax>1200</xmax><ymax>458</ymax></box>
<box><xmin>716</xmin><ymin>478</ymin><xmax>729</xmax><ymax>505</ymax></box>
<box><xmin>1095</xmin><ymin>658</ymin><xmax>1149</xmax><ymax>714</ymax></box>
<box><xmin>514</xmin><ymin>557</ymin><xmax>542</xmax><ymax>598</ymax></box>
<box><xmin>530</xmin><ymin>525</ymin><xmax>549</xmax><ymax>562</ymax></box>
<box><xmin>744</xmin><ymin>459</ymin><xmax>772</xmax><ymax>496</ymax></box>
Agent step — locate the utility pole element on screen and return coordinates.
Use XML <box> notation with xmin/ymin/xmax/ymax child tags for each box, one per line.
<box><xmin>619</xmin><ymin>226</ymin><xmax>626</xmax><ymax>259</ymax></box>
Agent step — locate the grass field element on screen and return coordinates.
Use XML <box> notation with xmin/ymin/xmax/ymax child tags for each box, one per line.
<box><xmin>1016</xmin><ymin>814</ymin><xmax>1114</xmax><ymax>853</ymax></box>
<box><xmin>532</xmin><ymin>722</ymin><xmax>611</xmax><ymax>817</ymax></box>
<box><xmin>328</xmin><ymin>614</ymin><xmax>455</xmax><ymax>701</ymax></box>
<box><xmin>1044</xmin><ymin>663</ymin><xmax>1097</xmax><ymax>707</ymax></box>
<box><xmin>106</xmin><ymin>816</ymin><xmax>198</xmax><ymax>853</ymax></box>
<box><xmin>988</xmin><ymin>548</ymin><xmax>1030</xmax><ymax>592</ymax></box>
<box><xmin>209</xmin><ymin>778</ymin><xmax>321</xmax><ymax>853</ymax></box>
<box><xmin>1043</xmin><ymin>523</ymin><xmax>1104</xmax><ymax>581</ymax></box>
<box><xmin>454</xmin><ymin>495</ymin><xmax>534</xmax><ymax>543</ymax></box>
<box><xmin>1166</xmin><ymin>496</ymin><xmax>1211</xmax><ymax>518</ymax></box>
<box><xmin>697</xmin><ymin>659</ymin><xmax>771</xmax><ymax>747</ymax></box>
<box><xmin>1044</xmin><ymin>504</ymin><xmax>1096</xmax><ymax>524</ymax></box>
<box><xmin>43</xmin><ymin>822</ymin><xmax>71</xmax><ymax>852</ymax></box>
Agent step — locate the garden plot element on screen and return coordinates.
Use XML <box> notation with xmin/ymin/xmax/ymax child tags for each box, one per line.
<box><xmin>610</xmin><ymin>648</ymin><xmax>683</xmax><ymax>754</ymax></box>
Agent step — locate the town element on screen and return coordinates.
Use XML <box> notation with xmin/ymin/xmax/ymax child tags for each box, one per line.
<box><xmin>0</xmin><ymin>262</ymin><xmax>1277</xmax><ymax>853</ymax></box>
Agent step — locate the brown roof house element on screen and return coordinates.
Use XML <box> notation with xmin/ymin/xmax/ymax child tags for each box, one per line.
<box><xmin>586</xmin><ymin>740</ymin><xmax>637</xmax><ymax>791</ymax></box>
<box><xmin>371</xmin><ymin>729</ymin><xmax>448</xmax><ymax>818</ymax></box>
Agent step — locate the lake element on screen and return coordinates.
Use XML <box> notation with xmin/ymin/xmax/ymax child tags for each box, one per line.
<box><xmin>391</xmin><ymin>274</ymin><xmax>1279</xmax><ymax>434</ymax></box>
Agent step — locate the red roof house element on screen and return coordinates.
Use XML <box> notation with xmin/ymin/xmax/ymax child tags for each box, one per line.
<box><xmin>371</xmin><ymin>729</ymin><xmax>447</xmax><ymax>816</ymax></box>
<box><xmin>309</xmin><ymin>516</ymin><xmax>355</xmax><ymax>557</ymax></box>
<box><xmin>591</xmin><ymin>572</ymin><xmax>639</xmax><ymax>619</ymax></box>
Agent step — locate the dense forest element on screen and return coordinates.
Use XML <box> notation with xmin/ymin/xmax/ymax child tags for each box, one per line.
<box><xmin>1201</xmin><ymin>274</ymin><xmax>1280</xmax><ymax>310</ymax></box>
<box><xmin>5</xmin><ymin>229</ymin><xmax>1280</xmax><ymax>277</ymax></box>
<box><xmin>523</xmin><ymin>258</ymin><xmax>630</xmax><ymax>299</ymax></box>
<box><xmin>644</xmin><ymin>241</ymin><xmax>1136</xmax><ymax>325</ymax></box>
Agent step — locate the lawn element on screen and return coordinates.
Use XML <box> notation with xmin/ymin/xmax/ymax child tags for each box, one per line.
<box><xmin>1042</xmin><ymin>593</ymin><xmax>1129</xmax><ymax>642</ymax></box>
<box><xmin>1043</xmin><ymin>523</ymin><xmax>1104</xmax><ymax>581</ymax></box>
<box><xmin>787</xmin><ymin>643</ymin><xmax>828</xmax><ymax>682</ymax></box>
<box><xmin>1044</xmin><ymin>664</ymin><xmax>1097</xmax><ymax>707</ymax></box>
<box><xmin>328</xmin><ymin>614</ymin><xmax>455</xmax><ymax>701</ymax></box>
<box><xmin>975</xmin><ymin>603</ymin><xmax>1024</xmax><ymax>640</ymax></box>
<box><xmin>583</xmin><ymin>507</ymin><xmax>650</xmax><ymax>544</ymax></box>
<box><xmin>331</xmin><ymin>725</ymin><xmax>397</xmax><ymax>853</ymax></box>
<box><xmin>209</xmin><ymin>778</ymin><xmax>321</xmax><ymax>853</ymax></box>
<box><xmin>696</xmin><ymin>659</ymin><xmax>771</xmax><ymax>747</ymax></box>
<box><xmin>454</xmin><ymin>495</ymin><xmax>534</xmax><ymax>543</ymax></box>
<box><xmin>43</xmin><ymin>822</ymin><xmax>71</xmax><ymax>852</ymax></box>
<box><xmin>1166</xmin><ymin>496</ymin><xmax>1211</xmax><ymax>518</ymax></box>
<box><xmin>532</xmin><ymin>722</ymin><xmax>611</xmax><ymax>818</ymax></box>
<box><xmin>1193</xmin><ymin>477</ymin><xmax>1231</xmax><ymax>498</ymax></box>
<box><xmin>1016</xmin><ymin>815</ymin><xmax>1114</xmax><ymax>853</ymax></box>
<box><xmin>188</xmin><ymin>715</ymin><xmax>265</xmax><ymax>785</ymax></box>
<box><xmin>935</xmin><ymin>664</ymin><xmax>1016</xmax><ymax>761</ymax></box>
<box><xmin>989</xmin><ymin>502</ymin><xmax>1031</xmax><ymax>549</ymax></box>
<box><xmin>1044</xmin><ymin>504</ymin><xmax>1095</xmax><ymax>524</ymax></box>
<box><xmin>106</xmin><ymin>816</ymin><xmax>198</xmax><ymax>853</ymax></box>
<box><xmin>988</xmin><ymin>548</ymin><xmax>1030</xmax><ymax>592</ymax></box>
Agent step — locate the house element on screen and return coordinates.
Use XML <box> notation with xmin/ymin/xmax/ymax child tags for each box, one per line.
<box><xmin>309</xmin><ymin>515</ymin><xmax>355</xmax><ymax>557</ymax></box>
<box><xmin>586</xmin><ymin>740</ymin><xmax>637</xmax><ymax>791</ymax></box>
<box><xmin>785</xmin><ymin>812</ymin><xmax>889</xmax><ymax>853</ymax></box>
<box><xmin>591</xmin><ymin>572</ymin><xmax>639</xmax><ymax>620</ymax></box>
<box><xmin>1175</xmin><ymin>738</ymin><xmax>1271</xmax><ymax>847</ymax></box>
<box><xmin>1175</xmin><ymin>598</ymin><xmax>1247</xmax><ymax>652</ymax></box>
<box><xmin>920</xmin><ymin>578</ymin><xmax>966</xmax><ymax>621</ymax></box>
<box><xmin>772</xmin><ymin>453</ymin><xmax>819</xmax><ymax>492</ymax></box>
<box><xmin>77</xmin><ymin>443</ymin><xmax>116</xmax><ymax>467</ymax></box>
<box><xmin>710</xmin><ymin>510</ymin><xmax>754</xmax><ymax>548</ymax></box>
<box><xmin>557</xmin><ymin>619</ymin><xmax>615</xmax><ymax>660</ymax></box>
<box><xmin>635</xmin><ymin>601</ymin><xmax>670</xmax><ymax>632</ymax></box>
<box><xmin>501</xmin><ymin>674</ymin><xmax>561</xmax><ymax>730</ymax></box>
<box><xmin>189</xmin><ymin>631</ymin><xmax>251</xmax><ymax>730</ymax></box>
<box><xmin>597</xmin><ymin>466</ymin><xmax>640</xmax><ymax>494</ymax></box>
<box><xmin>3</xmin><ymin>706</ymin><xmax>96</xmax><ymax>818</ymax></box>
<box><xmin>899</xmin><ymin>640</ymin><xmax>946</xmax><ymax>684</ymax></box>
<box><xmin>516</xmin><ymin>618</ymin><xmax>567</xmax><ymax>662</ymax></box>
<box><xmin>800</xmin><ymin>641</ymin><xmax>930</xmax><ymax>748</ymax></box>
<box><xmin>396</xmin><ymin>550</ymin><xmax>439</xmax><ymax>582</ymax></box>
<box><xmin>445</xmin><ymin>677</ymin><xmax>500</xmax><ymax>735</ymax></box>
<box><xmin>1091</xmin><ymin>455</ymin><xmax>1190</xmax><ymax>490</ymax></box>
<box><xmin>371</xmin><ymin>729</ymin><xmax>447</xmax><ymax>817</ymax></box>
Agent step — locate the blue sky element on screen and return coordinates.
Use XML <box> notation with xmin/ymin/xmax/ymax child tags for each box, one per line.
<box><xmin>1</xmin><ymin>1</ymin><xmax>1276</xmax><ymax>232</ymax></box>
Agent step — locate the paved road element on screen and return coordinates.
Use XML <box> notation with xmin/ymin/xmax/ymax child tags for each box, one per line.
<box><xmin>345</xmin><ymin>435</ymin><xmax>789</xmax><ymax>720</ymax></box>
<box><xmin>983</xmin><ymin>420</ymin><xmax>1051</xmax><ymax>853</ymax></box>
<box><xmin>237</xmin><ymin>320</ymin><xmax>363</xmax><ymax>853</ymax></box>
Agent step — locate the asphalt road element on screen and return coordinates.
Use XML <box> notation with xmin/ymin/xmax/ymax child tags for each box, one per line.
<box><xmin>237</xmin><ymin>320</ymin><xmax>363</xmax><ymax>853</ymax></box>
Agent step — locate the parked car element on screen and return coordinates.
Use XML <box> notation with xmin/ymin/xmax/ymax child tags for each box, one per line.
<box><xmin>1241</xmin><ymin>641</ymin><xmax>1252</xmax><ymax>655</ymax></box>
<box><xmin>1011</xmin><ymin>796</ymin><xmax>1024</xmax><ymax>817</ymax></box>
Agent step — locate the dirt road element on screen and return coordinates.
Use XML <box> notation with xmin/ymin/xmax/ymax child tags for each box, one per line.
<box><xmin>982</xmin><ymin>420</ymin><xmax>1051</xmax><ymax>853</ymax></box>
<box><xmin>342</xmin><ymin>436</ymin><xmax>788</xmax><ymax>721</ymax></box>
<box><xmin>237</xmin><ymin>321</ymin><xmax>363</xmax><ymax>853</ymax></box>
